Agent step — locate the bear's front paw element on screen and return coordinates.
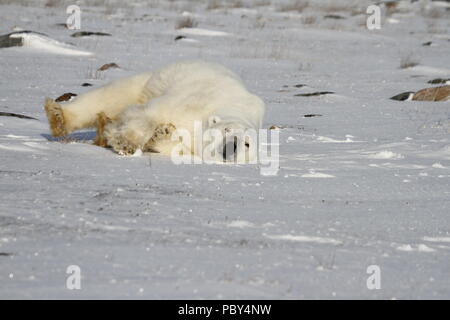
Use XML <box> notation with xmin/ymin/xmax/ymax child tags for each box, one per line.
<box><xmin>107</xmin><ymin>134</ymin><xmax>139</xmax><ymax>156</ymax></box>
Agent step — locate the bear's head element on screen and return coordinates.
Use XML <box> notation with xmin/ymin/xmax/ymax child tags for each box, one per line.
<box><xmin>203</xmin><ymin>116</ymin><xmax>257</xmax><ymax>163</ymax></box>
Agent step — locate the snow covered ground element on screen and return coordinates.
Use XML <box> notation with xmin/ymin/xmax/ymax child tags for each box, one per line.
<box><xmin>0</xmin><ymin>0</ymin><xmax>449</xmax><ymax>299</ymax></box>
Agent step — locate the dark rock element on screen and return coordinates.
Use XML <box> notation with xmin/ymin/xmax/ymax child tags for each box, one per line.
<box><xmin>0</xmin><ymin>30</ymin><xmax>47</xmax><ymax>49</ymax></box>
<box><xmin>55</xmin><ymin>92</ymin><xmax>77</xmax><ymax>102</ymax></box>
<box><xmin>303</xmin><ymin>114</ymin><xmax>322</xmax><ymax>117</ymax></box>
<box><xmin>55</xmin><ymin>23</ymin><xmax>68</xmax><ymax>28</ymax></box>
<box><xmin>71</xmin><ymin>31</ymin><xmax>111</xmax><ymax>38</ymax></box>
<box><xmin>81</xmin><ymin>82</ymin><xmax>93</xmax><ymax>87</ymax></box>
<box><xmin>390</xmin><ymin>92</ymin><xmax>414</xmax><ymax>101</ymax></box>
<box><xmin>175</xmin><ymin>35</ymin><xmax>187</xmax><ymax>41</ymax></box>
<box><xmin>422</xmin><ymin>41</ymin><xmax>432</xmax><ymax>46</ymax></box>
<box><xmin>428</xmin><ymin>78</ymin><xmax>450</xmax><ymax>84</ymax></box>
<box><xmin>0</xmin><ymin>35</ymin><xmax>23</xmax><ymax>48</ymax></box>
<box><xmin>294</xmin><ymin>91</ymin><xmax>334</xmax><ymax>97</ymax></box>
<box><xmin>0</xmin><ymin>111</ymin><xmax>37</xmax><ymax>120</ymax></box>
<box><xmin>0</xmin><ymin>252</ymin><xmax>13</xmax><ymax>256</ymax></box>
<box><xmin>324</xmin><ymin>14</ymin><xmax>346</xmax><ymax>19</ymax></box>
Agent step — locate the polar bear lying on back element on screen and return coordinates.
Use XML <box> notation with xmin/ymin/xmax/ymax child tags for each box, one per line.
<box><xmin>44</xmin><ymin>60</ymin><xmax>265</xmax><ymax>162</ymax></box>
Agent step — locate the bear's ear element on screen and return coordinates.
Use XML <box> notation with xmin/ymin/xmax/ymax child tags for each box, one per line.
<box><xmin>208</xmin><ymin>115</ymin><xmax>221</xmax><ymax>126</ymax></box>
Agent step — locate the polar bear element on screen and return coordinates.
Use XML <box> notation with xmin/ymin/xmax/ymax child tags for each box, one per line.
<box><xmin>44</xmin><ymin>60</ymin><xmax>265</xmax><ymax>162</ymax></box>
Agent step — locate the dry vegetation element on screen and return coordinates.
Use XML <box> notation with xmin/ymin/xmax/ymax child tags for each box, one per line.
<box><xmin>84</xmin><ymin>65</ymin><xmax>104</xmax><ymax>80</ymax></box>
<box><xmin>230</xmin><ymin>0</ymin><xmax>244</xmax><ymax>8</ymax></box>
<box><xmin>426</xmin><ymin>20</ymin><xmax>448</xmax><ymax>35</ymax></box>
<box><xmin>206</xmin><ymin>0</ymin><xmax>251</xmax><ymax>10</ymax></box>
<box><xmin>421</xmin><ymin>7</ymin><xmax>447</xmax><ymax>19</ymax></box>
<box><xmin>278</xmin><ymin>0</ymin><xmax>309</xmax><ymax>13</ymax></box>
<box><xmin>301</xmin><ymin>15</ymin><xmax>317</xmax><ymax>25</ymax></box>
<box><xmin>253</xmin><ymin>14</ymin><xmax>266</xmax><ymax>29</ymax></box>
<box><xmin>206</xmin><ymin>0</ymin><xmax>223</xmax><ymax>10</ymax></box>
<box><xmin>400</xmin><ymin>53</ymin><xmax>420</xmax><ymax>69</ymax></box>
<box><xmin>317</xmin><ymin>1</ymin><xmax>355</xmax><ymax>13</ymax></box>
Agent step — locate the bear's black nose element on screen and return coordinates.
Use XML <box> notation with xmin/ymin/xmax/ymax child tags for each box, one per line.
<box><xmin>222</xmin><ymin>139</ymin><xmax>237</xmax><ymax>161</ymax></box>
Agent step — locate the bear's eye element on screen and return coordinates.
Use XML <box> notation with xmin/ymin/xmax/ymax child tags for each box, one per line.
<box><xmin>245</xmin><ymin>142</ymin><xmax>249</xmax><ymax>148</ymax></box>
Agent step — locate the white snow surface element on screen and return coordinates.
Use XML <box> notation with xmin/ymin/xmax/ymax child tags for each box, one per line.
<box><xmin>0</xmin><ymin>0</ymin><xmax>449</xmax><ymax>299</ymax></box>
<box><xmin>177</xmin><ymin>27</ymin><xmax>231</xmax><ymax>37</ymax></box>
<box><xmin>10</xmin><ymin>32</ymin><xmax>93</xmax><ymax>56</ymax></box>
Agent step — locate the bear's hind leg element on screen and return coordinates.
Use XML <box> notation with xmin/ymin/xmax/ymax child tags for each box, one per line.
<box><xmin>44</xmin><ymin>98</ymin><xmax>68</xmax><ymax>137</ymax></box>
<box><xmin>44</xmin><ymin>72</ymin><xmax>153</xmax><ymax>137</ymax></box>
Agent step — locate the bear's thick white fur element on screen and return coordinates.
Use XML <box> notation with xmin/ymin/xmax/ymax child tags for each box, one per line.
<box><xmin>51</xmin><ymin>60</ymin><xmax>265</xmax><ymax>160</ymax></box>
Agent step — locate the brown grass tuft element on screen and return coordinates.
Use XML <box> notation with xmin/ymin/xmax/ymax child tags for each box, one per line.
<box><xmin>278</xmin><ymin>0</ymin><xmax>309</xmax><ymax>13</ymax></box>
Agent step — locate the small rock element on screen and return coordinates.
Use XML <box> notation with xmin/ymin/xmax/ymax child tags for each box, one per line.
<box><xmin>294</xmin><ymin>91</ymin><xmax>334</xmax><ymax>97</ymax></box>
<box><xmin>0</xmin><ymin>252</ymin><xmax>13</xmax><ymax>256</ymax></box>
<box><xmin>324</xmin><ymin>14</ymin><xmax>345</xmax><ymax>20</ymax></box>
<box><xmin>55</xmin><ymin>92</ymin><xmax>77</xmax><ymax>102</ymax></box>
<box><xmin>98</xmin><ymin>63</ymin><xmax>120</xmax><ymax>71</ymax></box>
<box><xmin>428</xmin><ymin>78</ymin><xmax>450</xmax><ymax>85</ymax></box>
<box><xmin>55</xmin><ymin>23</ymin><xmax>68</xmax><ymax>29</ymax></box>
<box><xmin>174</xmin><ymin>35</ymin><xmax>187</xmax><ymax>41</ymax></box>
<box><xmin>384</xmin><ymin>1</ymin><xmax>398</xmax><ymax>9</ymax></box>
<box><xmin>71</xmin><ymin>31</ymin><xmax>111</xmax><ymax>38</ymax></box>
<box><xmin>0</xmin><ymin>111</ymin><xmax>37</xmax><ymax>120</ymax></box>
<box><xmin>0</xmin><ymin>30</ymin><xmax>46</xmax><ymax>49</ymax></box>
<box><xmin>303</xmin><ymin>114</ymin><xmax>322</xmax><ymax>118</ymax></box>
<box><xmin>81</xmin><ymin>82</ymin><xmax>93</xmax><ymax>87</ymax></box>
<box><xmin>390</xmin><ymin>92</ymin><xmax>414</xmax><ymax>101</ymax></box>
